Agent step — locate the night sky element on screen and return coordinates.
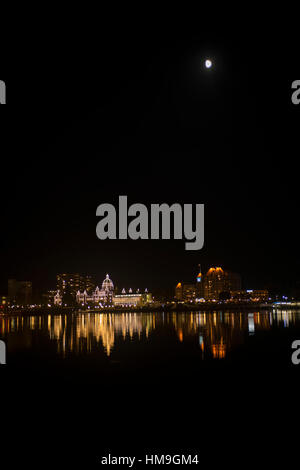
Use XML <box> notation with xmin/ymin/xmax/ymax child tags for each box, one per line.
<box><xmin>1</xmin><ymin>23</ymin><xmax>300</xmax><ymax>295</ymax></box>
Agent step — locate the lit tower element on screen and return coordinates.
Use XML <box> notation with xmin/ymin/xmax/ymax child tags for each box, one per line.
<box><xmin>175</xmin><ymin>282</ymin><xmax>183</xmax><ymax>301</ymax></box>
<box><xmin>102</xmin><ymin>274</ymin><xmax>114</xmax><ymax>305</ymax></box>
<box><xmin>196</xmin><ymin>264</ymin><xmax>204</xmax><ymax>298</ymax></box>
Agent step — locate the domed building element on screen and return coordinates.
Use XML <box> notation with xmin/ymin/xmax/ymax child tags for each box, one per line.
<box><xmin>102</xmin><ymin>274</ymin><xmax>114</xmax><ymax>293</ymax></box>
<box><xmin>54</xmin><ymin>273</ymin><xmax>152</xmax><ymax>307</ymax></box>
<box><xmin>54</xmin><ymin>274</ymin><xmax>114</xmax><ymax>306</ymax></box>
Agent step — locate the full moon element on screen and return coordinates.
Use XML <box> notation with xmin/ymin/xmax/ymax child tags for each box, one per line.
<box><xmin>205</xmin><ymin>59</ymin><xmax>212</xmax><ymax>69</ymax></box>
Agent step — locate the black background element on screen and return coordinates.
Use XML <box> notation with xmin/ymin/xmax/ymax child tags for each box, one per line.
<box><xmin>1</xmin><ymin>10</ymin><xmax>300</xmax><ymax>469</ymax></box>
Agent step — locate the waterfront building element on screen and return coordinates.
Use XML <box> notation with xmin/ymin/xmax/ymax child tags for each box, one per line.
<box><xmin>174</xmin><ymin>282</ymin><xmax>197</xmax><ymax>301</ymax></box>
<box><xmin>56</xmin><ymin>273</ymin><xmax>81</xmax><ymax>296</ymax></box>
<box><xmin>203</xmin><ymin>267</ymin><xmax>226</xmax><ymax>300</ymax></box>
<box><xmin>85</xmin><ymin>275</ymin><xmax>95</xmax><ymax>294</ymax></box>
<box><xmin>54</xmin><ymin>274</ymin><xmax>152</xmax><ymax>307</ymax></box>
<box><xmin>43</xmin><ymin>290</ymin><xmax>57</xmax><ymax>305</ymax></box>
<box><xmin>247</xmin><ymin>289</ymin><xmax>269</xmax><ymax>301</ymax></box>
<box><xmin>203</xmin><ymin>267</ymin><xmax>241</xmax><ymax>300</ymax></box>
<box><xmin>230</xmin><ymin>289</ymin><xmax>269</xmax><ymax>302</ymax></box>
<box><xmin>230</xmin><ymin>290</ymin><xmax>250</xmax><ymax>301</ymax></box>
<box><xmin>56</xmin><ymin>273</ymin><xmax>95</xmax><ymax>297</ymax></box>
<box><xmin>55</xmin><ymin>274</ymin><xmax>113</xmax><ymax>306</ymax></box>
<box><xmin>183</xmin><ymin>283</ymin><xmax>197</xmax><ymax>301</ymax></box>
<box><xmin>175</xmin><ymin>266</ymin><xmax>204</xmax><ymax>301</ymax></box>
<box><xmin>8</xmin><ymin>279</ymin><xmax>32</xmax><ymax>305</ymax></box>
<box><xmin>175</xmin><ymin>282</ymin><xmax>183</xmax><ymax>301</ymax></box>
<box><xmin>196</xmin><ymin>266</ymin><xmax>204</xmax><ymax>298</ymax></box>
<box><xmin>113</xmin><ymin>288</ymin><xmax>152</xmax><ymax>307</ymax></box>
<box><xmin>77</xmin><ymin>274</ymin><xmax>114</xmax><ymax>305</ymax></box>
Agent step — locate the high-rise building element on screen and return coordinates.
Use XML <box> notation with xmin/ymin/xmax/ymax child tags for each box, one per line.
<box><xmin>56</xmin><ymin>273</ymin><xmax>95</xmax><ymax>297</ymax></box>
<box><xmin>203</xmin><ymin>267</ymin><xmax>241</xmax><ymax>300</ymax></box>
<box><xmin>182</xmin><ymin>283</ymin><xmax>197</xmax><ymax>301</ymax></box>
<box><xmin>203</xmin><ymin>267</ymin><xmax>225</xmax><ymax>300</ymax></box>
<box><xmin>85</xmin><ymin>275</ymin><xmax>95</xmax><ymax>294</ymax></box>
<box><xmin>175</xmin><ymin>265</ymin><xmax>204</xmax><ymax>301</ymax></box>
<box><xmin>8</xmin><ymin>279</ymin><xmax>32</xmax><ymax>305</ymax></box>
<box><xmin>175</xmin><ymin>282</ymin><xmax>183</xmax><ymax>300</ymax></box>
<box><xmin>56</xmin><ymin>273</ymin><xmax>81</xmax><ymax>296</ymax></box>
<box><xmin>175</xmin><ymin>266</ymin><xmax>241</xmax><ymax>302</ymax></box>
<box><xmin>175</xmin><ymin>282</ymin><xmax>197</xmax><ymax>301</ymax></box>
<box><xmin>196</xmin><ymin>265</ymin><xmax>204</xmax><ymax>298</ymax></box>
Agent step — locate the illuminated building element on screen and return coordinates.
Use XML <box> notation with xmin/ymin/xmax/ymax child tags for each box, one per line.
<box><xmin>183</xmin><ymin>283</ymin><xmax>197</xmax><ymax>301</ymax></box>
<box><xmin>113</xmin><ymin>288</ymin><xmax>152</xmax><ymax>307</ymax></box>
<box><xmin>230</xmin><ymin>290</ymin><xmax>250</xmax><ymax>301</ymax></box>
<box><xmin>85</xmin><ymin>275</ymin><xmax>95</xmax><ymax>294</ymax></box>
<box><xmin>203</xmin><ymin>267</ymin><xmax>241</xmax><ymax>300</ymax></box>
<box><xmin>54</xmin><ymin>274</ymin><xmax>152</xmax><ymax>307</ymax></box>
<box><xmin>231</xmin><ymin>289</ymin><xmax>269</xmax><ymax>302</ymax></box>
<box><xmin>57</xmin><ymin>273</ymin><xmax>80</xmax><ymax>295</ymax></box>
<box><xmin>175</xmin><ymin>282</ymin><xmax>183</xmax><ymax>300</ymax></box>
<box><xmin>246</xmin><ymin>289</ymin><xmax>269</xmax><ymax>301</ymax></box>
<box><xmin>8</xmin><ymin>279</ymin><xmax>32</xmax><ymax>305</ymax></box>
<box><xmin>175</xmin><ymin>266</ymin><xmax>241</xmax><ymax>302</ymax></box>
<box><xmin>196</xmin><ymin>265</ymin><xmax>204</xmax><ymax>298</ymax></box>
<box><xmin>43</xmin><ymin>290</ymin><xmax>57</xmax><ymax>306</ymax></box>
<box><xmin>175</xmin><ymin>266</ymin><xmax>204</xmax><ymax>301</ymax></box>
<box><xmin>55</xmin><ymin>274</ymin><xmax>114</xmax><ymax>306</ymax></box>
<box><xmin>204</xmin><ymin>267</ymin><xmax>226</xmax><ymax>300</ymax></box>
<box><xmin>77</xmin><ymin>274</ymin><xmax>114</xmax><ymax>306</ymax></box>
<box><xmin>56</xmin><ymin>273</ymin><xmax>95</xmax><ymax>297</ymax></box>
<box><xmin>174</xmin><ymin>282</ymin><xmax>197</xmax><ymax>301</ymax></box>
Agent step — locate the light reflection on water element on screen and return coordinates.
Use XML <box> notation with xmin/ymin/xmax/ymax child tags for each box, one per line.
<box><xmin>1</xmin><ymin>310</ymin><xmax>299</xmax><ymax>360</ymax></box>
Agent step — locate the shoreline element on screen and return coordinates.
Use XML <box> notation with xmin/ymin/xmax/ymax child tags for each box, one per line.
<box><xmin>2</xmin><ymin>302</ymin><xmax>300</xmax><ymax>316</ymax></box>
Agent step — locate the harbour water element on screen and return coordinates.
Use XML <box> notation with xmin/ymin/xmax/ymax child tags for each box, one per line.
<box><xmin>1</xmin><ymin>309</ymin><xmax>300</xmax><ymax>377</ymax></box>
<box><xmin>1</xmin><ymin>309</ymin><xmax>299</xmax><ymax>466</ymax></box>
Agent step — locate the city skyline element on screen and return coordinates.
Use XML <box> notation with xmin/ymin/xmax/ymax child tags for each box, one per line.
<box><xmin>3</xmin><ymin>263</ymin><xmax>285</xmax><ymax>309</ymax></box>
<box><xmin>2</xmin><ymin>257</ymin><xmax>296</xmax><ymax>298</ymax></box>
<box><xmin>4</xmin><ymin>258</ymin><xmax>293</xmax><ymax>292</ymax></box>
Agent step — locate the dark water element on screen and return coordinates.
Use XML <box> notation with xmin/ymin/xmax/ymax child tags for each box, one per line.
<box><xmin>1</xmin><ymin>310</ymin><xmax>300</xmax><ymax>467</ymax></box>
<box><xmin>1</xmin><ymin>309</ymin><xmax>300</xmax><ymax>368</ymax></box>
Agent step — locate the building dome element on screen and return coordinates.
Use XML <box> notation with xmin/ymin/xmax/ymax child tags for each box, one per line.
<box><xmin>102</xmin><ymin>274</ymin><xmax>114</xmax><ymax>291</ymax></box>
